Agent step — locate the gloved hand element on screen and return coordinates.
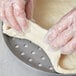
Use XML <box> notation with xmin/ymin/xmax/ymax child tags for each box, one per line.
<box><xmin>0</xmin><ymin>0</ymin><xmax>33</xmax><ymax>32</ymax></box>
<box><xmin>46</xmin><ymin>8</ymin><xmax>76</xmax><ymax>54</ymax></box>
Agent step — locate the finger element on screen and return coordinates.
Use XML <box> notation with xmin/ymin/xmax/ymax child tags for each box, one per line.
<box><xmin>46</xmin><ymin>9</ymin><xmax>74</xmax><ymax>43</ymax></box>
<box><xmin>61</xmin><ymin>37</ymin><xmax>76</xmax><ymax>54</ymax></box>
<box><xmin>25</xmin><ymin>0</ymin><xmax>33</xmax><ymax>19</ymax></box>
<box><xmin>0</xmin><ymin>0</ymin><xmax>12</xmax><ymax>27</ymax></box>
<box><xmin>50</xmin><ymin>27</ymin><xmax>73</xmax><ymax>50</ymax></box>
<box><xmin>5</xmin><ymin>1</ymin><xmax>21</xmax><ymax>31</ymax></box>
<box><xmin>0</xmin><ymin>1</ymin><xmax>7</xmax><ymax>22</ymax></box>
<box><xmin>46</xmin><ymin>24</ymin><xmax>68</xmax><ymax>44</ymax></box>
<box><xmin>13</xmin><ymin>0</ymin><xmax>28</xmax><ymax>32</ymax></box>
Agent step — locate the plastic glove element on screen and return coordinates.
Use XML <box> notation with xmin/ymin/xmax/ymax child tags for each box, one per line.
<box><xmin>0</xmin><ymin>0</ymin><xmax>33</xmax><ymax>32</ymax></box>
<box><xmin>46</xmin><ymin>8</ymin><xmax>76</xmax><ymax>54</ymax></box>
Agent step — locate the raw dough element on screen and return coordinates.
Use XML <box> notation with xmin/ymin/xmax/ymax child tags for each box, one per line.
<box><xmin>3</xmin><ymin>21</ymin><xmax>76</xmax><ymax>74</ymax></box>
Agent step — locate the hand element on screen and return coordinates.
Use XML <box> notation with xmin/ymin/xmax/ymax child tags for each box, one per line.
<box><xmin>0</xmin><ymin>0</ymin><xmax>33</xmax><ymax>32</ymax></box>
<box><xmin>46</xmin><ymin>8</ymin><xmax>76</xmax><ymax>54</ymax></box>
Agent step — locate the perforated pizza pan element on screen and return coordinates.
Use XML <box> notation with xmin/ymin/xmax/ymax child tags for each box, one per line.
<box><xmin>1</xmin><ymin>22</ymin><xmax>76</xmax><ymax>76</ymax></box>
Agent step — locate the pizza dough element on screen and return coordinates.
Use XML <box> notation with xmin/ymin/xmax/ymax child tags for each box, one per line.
<box><xmin>3</xmin><ymin>21</ymin><xmax>76</xmax><ymax>74</ymax></box>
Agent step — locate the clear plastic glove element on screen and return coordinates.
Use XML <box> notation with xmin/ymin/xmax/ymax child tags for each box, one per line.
<box><xmin>0</xmin><ymin>0</ymin><xmax>33</xmax><ymax>32</ymax></box>
<box><xmin>46</xmin><ymin>8</ymin><xmax>76</xmax><ymax>54</ymax></box>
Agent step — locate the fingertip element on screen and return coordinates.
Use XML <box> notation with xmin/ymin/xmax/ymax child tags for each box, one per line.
<box><xmin>21</xmin><ymin>25</ymin><xmax>29</xmax><ymax>33</ymax></box>
<box><xmin>22</xmin><ymin>20</ymin><xmax>29</xmax><ymax>32</ymax></box>
<box><xmin>11</xmin><ymin>24</ymin><xmax>22</xmax><ymax>32</ymax></box>
<box><xmin>44</xmin><ymin>29</ymin><xmax>53</xmax><ymax>42</ymax></box>
<box><xmin>43</xmin><ymin>33</ymin><xmax>49</xmax><ymax>44</ymax></box>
